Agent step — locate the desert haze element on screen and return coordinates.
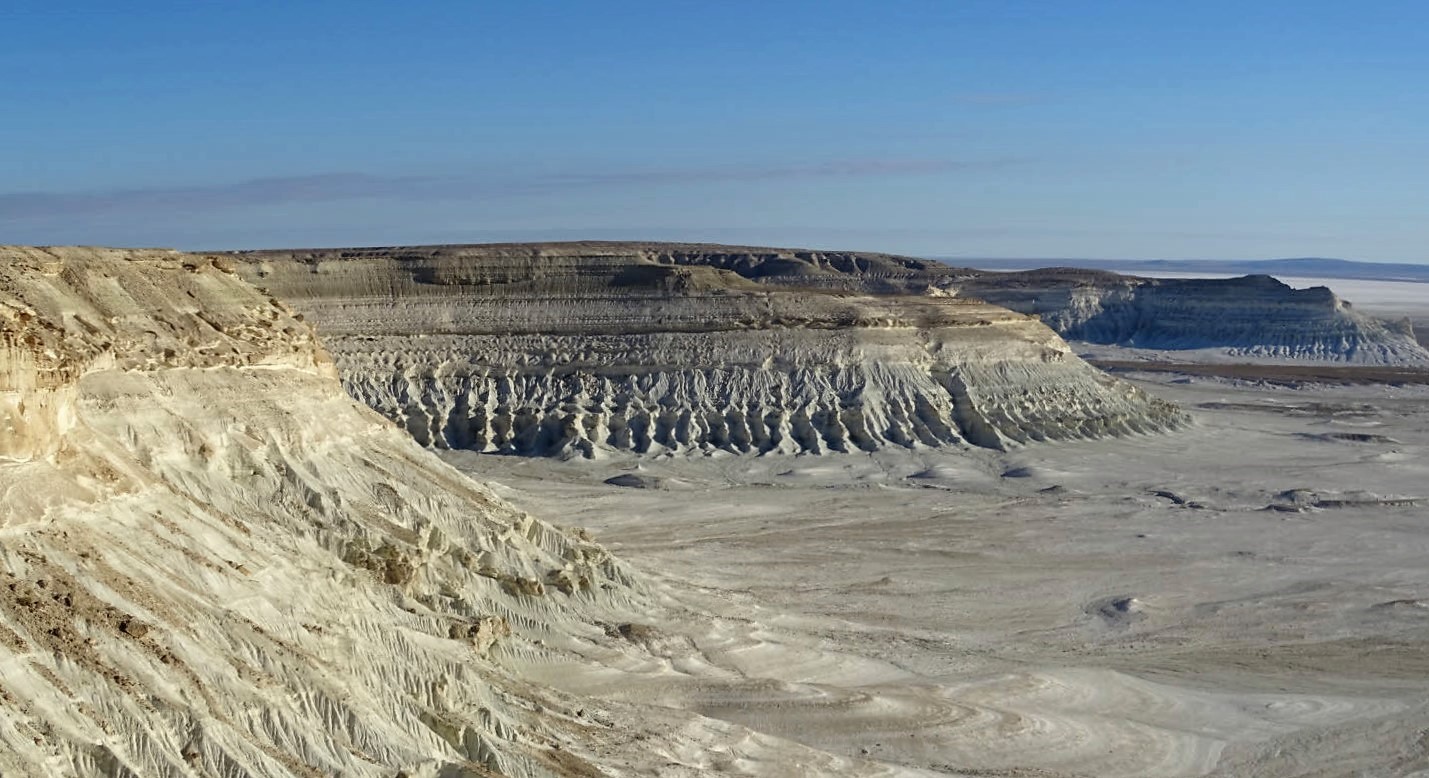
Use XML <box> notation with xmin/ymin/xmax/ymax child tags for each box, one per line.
<box><xmin>8</xmin><ymin>3</ymin><xmax>1429</xmax><ymax>774</ymax></box>
<box><xmin>1</xmin><ymin>243</ymin><xmax>1426</xmax><ymax>776</ymax></box>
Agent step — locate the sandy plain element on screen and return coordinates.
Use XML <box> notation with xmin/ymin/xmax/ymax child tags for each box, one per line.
<box><xmin>8</xmin><ymin>250</ymin><xmax>1427</xmax><ymax>775</ymax></box>
<box><xmin>442</xmin><ymin>275</ymin><xmax>1429</xmax><ymax>776</ymax></box>
<box><xmin>451</xmin><ymin>374</ymin><xmax>1429</xmax><ymax>777</ymax></box>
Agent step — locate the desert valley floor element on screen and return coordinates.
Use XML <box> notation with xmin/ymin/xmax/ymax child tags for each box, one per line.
<box><xmin>4</xmin><ymin>247</ymin><xmax>1427</xmax><ymax>776</ymax></box>
<box><xmin>455</xmin><ymin>373</ymin><xmax>1429</xmax><ymax>777</ymax></box>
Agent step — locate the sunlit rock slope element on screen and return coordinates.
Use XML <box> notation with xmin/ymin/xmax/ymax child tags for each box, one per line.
<box><xmin>229</xmin><ymin>243</ymin><xmax>1185</xmax><ymax>457</ymax></box>
<box><xmin>0</xmin><ymin>246</ymin><xmax>797</xmax><ymax>776</ymax></box>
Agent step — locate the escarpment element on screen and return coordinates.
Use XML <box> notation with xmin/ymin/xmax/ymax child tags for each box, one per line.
<box><xmin>229</xmin><ymin>243</ymin><xmax>1185</xmax><ymax>457</ymax></box>
<box><xmin>958</xmin><ymin>269</ymin><xmax>1429</xmax><ymax>364</ymax></box>
<box><xmin>0</xmin><ymin>247</ymin><xmax>662</xmax><ymax>776</ymax></box>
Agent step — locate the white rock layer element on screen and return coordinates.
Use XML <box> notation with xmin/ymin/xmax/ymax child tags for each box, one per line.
<box><xmin>4</xmin><ymin>247</ymin><xmax>853</xmax><ymax>776</ymax></box>
<box><xmin>231</xmin><ymin>244</ymin><xmax>1185</xmax><ymax>457</ymax></box>
<box><xmin>958</xmin><ymin>270</ymin><xmax>1429</xmax><ymax>364</ymax></box>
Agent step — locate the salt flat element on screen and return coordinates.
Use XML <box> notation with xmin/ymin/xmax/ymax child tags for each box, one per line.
<box><xmin>451</xmin><ymin>374</ymin><xmax>1429</xmax><ymax>776</ymax></box>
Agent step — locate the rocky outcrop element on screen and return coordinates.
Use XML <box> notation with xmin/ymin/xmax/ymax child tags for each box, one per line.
<box><xmin>229</xmin><ymin>243</ymin><xmax>1185</xmax><ymax>457</ymax></box>
<box><xmin>2</xmin><ymin>248</ymin><xmax>332</xmax><ymax>463</ymax></box>
<box><xmin>0</xmin><ymin>247</ymin><xmax>657</xmax><ymax>776</ymax></box>
<box><xmin>957</xmin><ymin>269</ymin><xmax>1429</xmax><ymax>364</ymax></box>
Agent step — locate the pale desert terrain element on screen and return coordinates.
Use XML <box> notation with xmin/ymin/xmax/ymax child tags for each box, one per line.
<box><xmin>240</xmin><ymin>246</ymin><xmax>1429</xmax><ymax>776</ymax></box>
<box><xmin>458</xmin><ymin>372</ymin><xmax>1429</xmax><ymax>777</ymax></box>
<box><xmin>4</xmin><ymin>246</ymin><xmax>1427</xmax><ymax>776</ymax></box>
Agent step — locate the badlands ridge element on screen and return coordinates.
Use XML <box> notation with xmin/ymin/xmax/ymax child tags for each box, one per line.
<box><xmin>228</xmin><ymin>243</ymin><xmax>1426</xmax><ymax>457</ymax></box>
<box><xmin>4</xmin><ymin>243</ymin><xmax>1427</xmax><ymax>776</ymax></box>
<box><xmin>957</xmin><ymin>268</ymin><xmax>1428</xmax><ymax>364</ymax></box>
<box><xmin>0</xmin><ymin>243</ymin><xmax>1196</xmax><ymax>776</ymax></box>
<box><xmin>0</xmin><ymin>247</ymin><xmax>762</xmax><ymax>776</ymax></box>
<box><xmin>228</xmin><ymin>243</ymin><xmax>1195</xmax><ymax>457</ymax></box>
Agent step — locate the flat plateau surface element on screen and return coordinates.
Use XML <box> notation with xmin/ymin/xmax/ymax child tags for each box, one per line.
<box><xmin>1103</xmin><ymin>273</ymin><xmax>1429</xmax><ymax>317</ymax></box>
<box><xmin>450</xmin><ymin>375</ymin><xmax>1429</xmax><ymax>777</ymax></box>
<box><xmin>1151</xmin><ymin>274</ymin><xmax>1429</xmax><ymax>349</ymax></box>
<box><xmin>1091</xmin><ymin>360</ymin><xmax>1429</xmax><ymax>386</ymax></box>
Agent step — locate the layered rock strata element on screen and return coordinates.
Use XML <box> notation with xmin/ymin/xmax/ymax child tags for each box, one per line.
<box><xmin>0</xmin><ymin>247</ymin><xmax>661</xmax><ymax>776</ymax></box>
<box><xmin>229</xmin><ymin>243</ymin><xmax>1184</xmax><ymax>457</ymax></box>
<box><xmin>957</xmin><ymin>269</ymin><xmax>1429</xmax><ymax>364</ymax></box>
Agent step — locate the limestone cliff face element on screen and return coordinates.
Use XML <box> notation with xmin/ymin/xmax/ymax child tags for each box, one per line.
<box><xmin>231</xmin><ymin>243</ymin><xmax>1185</xmax><ymax>457</ymax></box>
<box><xmin>957</xmin><ymin>269</ymin><xmax>1429</xmax><ymax>364</ymax></box>
<box><xmin>0</xmin><ymin>247</ymin><xmax>661</xmax><ymax>776</ymax></box>
<box><xmin>1</xmin><ymin>248</ymin><xmax>332</xmax><ymax>462</ymax></box>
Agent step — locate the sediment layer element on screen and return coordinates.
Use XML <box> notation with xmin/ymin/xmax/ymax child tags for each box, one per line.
<box><xmin>0</xmin><ymin>247</ymin><xmax>650</xmax><ymax>776</ymax></box>
<box><xmin>958</xmin><ymin>269</ymin><xmax>1429</xmax><ymax>364</ymax></box>
<box><xmin>230</xmin><ymin>243</ymin><xmax>1185</xmax><ymax>457</ymax></box>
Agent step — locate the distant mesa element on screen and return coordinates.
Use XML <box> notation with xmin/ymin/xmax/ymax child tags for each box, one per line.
<box><xmin>957</xmin><ymin>269</ymin><xmax>1429</xmax><ymax>365</ymax></box>
<box><xmin>227</xmin><ymin>241</ymin><xmax>1187</xmax><ymax>457</ymax></box>
<box><xmin>954</xmin><ymin>256</ymin><xmax>1429</xmax><ymax>285</ymax></box>
<box><xmin>220</xmin><ymin>242</ymin><xmax>1427</xmax><ymax>458</ymax></box>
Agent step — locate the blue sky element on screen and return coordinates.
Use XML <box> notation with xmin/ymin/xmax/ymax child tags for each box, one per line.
<box><xmin>2</xmin><ymin>1</ymin><xmax>1426</xmax><ymax>260</ymax></box>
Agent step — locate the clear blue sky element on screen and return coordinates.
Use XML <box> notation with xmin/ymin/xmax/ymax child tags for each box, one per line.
<box><xmin>3</xmin><ymin>1</ymin><xmax>1426</xmax><ymax>260</ymax></box>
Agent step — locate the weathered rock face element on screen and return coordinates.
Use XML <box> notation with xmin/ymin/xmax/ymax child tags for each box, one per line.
<box><xmin>957</xmin><ymin>269</ymin><xmax>1429</xmax><ymax>364</ymax></box>
<box><xmin>0</xmin><ymin>247</ymin><xmax>656</xmax><ymax>776</ymax></box>
<box><xmin>2</xmin><ymin>248</ymin><xmax>332</xmax><ymax>462</ymax></box>
<box><xmin>230</xmin><ymin>243</ymin><xmax>1185</xmax><ymax>458</ymax></box>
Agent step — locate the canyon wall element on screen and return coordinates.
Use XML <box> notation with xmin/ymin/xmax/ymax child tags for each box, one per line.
<box><xmin>958</xmin><ymin>269</ymin><xmax>1429</xmax><ymax>364</ymax></box>
<box><xmin>231</xmin><ymin>243</ymin><xmax>1185</xmax><ymax>457</ymax></box>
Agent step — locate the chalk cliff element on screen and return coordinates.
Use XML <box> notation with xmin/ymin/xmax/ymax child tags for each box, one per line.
<box><xmin>230</xmin><ymin>243</ymin><xmax>1185</xmax><ymax>457</ymax></box>
<box><xmin>958</xmin><ymin>269</ymin><xmax>1429</xmax><ymax>364</ymax></box>
<box><xmin>0</xmin><ymin>247</ymin><xmax>674</xmax><ymax>776</ymax></box>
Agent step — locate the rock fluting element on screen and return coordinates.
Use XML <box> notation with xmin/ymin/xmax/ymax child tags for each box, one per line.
<box><xmin>229</xmin><ymin>243</ymin><xmax>1186</xmax><ymax>457</ymax></box>
<box><xmin>957</xmin><ymin>269</ymin><xmax>1429</xmax><ymax>364</ymax></box>
<box><xmin>0</xmin><ymin>247</ymin><xmax>653</xmax><ymax>776</ymax></box>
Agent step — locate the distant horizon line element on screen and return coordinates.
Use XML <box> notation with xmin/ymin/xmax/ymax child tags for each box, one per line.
<box><xmin>9</xmin><ymin>240</ymin><xmax>1427</xmax><ymax>268</ymax></box>
<box><xmin>937</xmin><ymin>255</ymin><xmax>1427</xmax><ymax>266</ymax></box>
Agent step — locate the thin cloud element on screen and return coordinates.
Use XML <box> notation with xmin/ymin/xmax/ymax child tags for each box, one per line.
<box><xmin>953</xmin><ymin>92</ymin><xmax>1048</xmax><ymax>106</ymax></box>
<box><xmin>0</xmin><ymin>173</ymin><xmax>439</xmax><ymax>221</ymax></box>
<box><xmin>546</xmin><ymin>158</ymin><xmax>1021</xmax><ymax>186</ymax></box>
<box><xmin>0</xmin><ymin>158</ymin><xmax>1022</xmax><ymax>222</ymax></box>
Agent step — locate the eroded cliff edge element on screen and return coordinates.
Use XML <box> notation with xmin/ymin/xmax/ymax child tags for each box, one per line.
<box><xmin>229</xmin><ymin>243</ymin><xmax>1185</xmax><ymax>457</ymax></box>
<box><xmin>957</xmin><ymin>268</ymin><xmax>1429</xmax><ymax>364</ymax></box>
<box><xmin>0</xmin><ymin>247</ymin><xmax>672</xmax><ymax>776</ymax></box>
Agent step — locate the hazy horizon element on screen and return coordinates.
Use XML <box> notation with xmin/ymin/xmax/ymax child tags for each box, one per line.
<box><xmin>4</xmin><ymin>1</ymin><xmax>1426</xmax><ymax>262</ymax></box>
